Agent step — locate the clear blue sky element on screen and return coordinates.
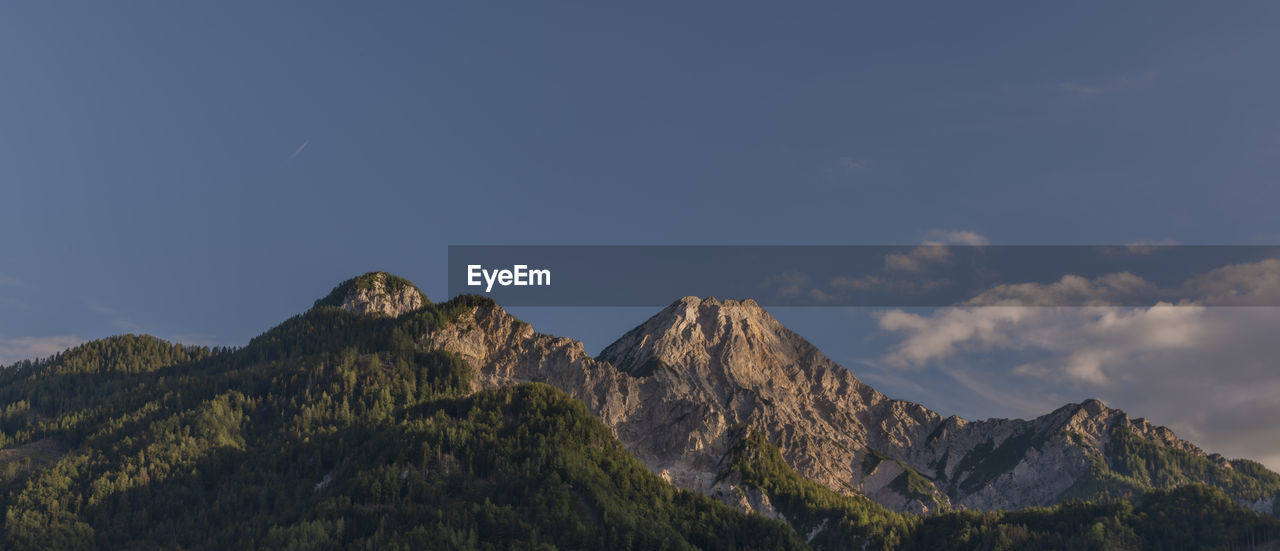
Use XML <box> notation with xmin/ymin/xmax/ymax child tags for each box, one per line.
<box><xmin>3</xmin><ymin>4</ymin><xmax>1280</xmax><ymax>465</ymax></box>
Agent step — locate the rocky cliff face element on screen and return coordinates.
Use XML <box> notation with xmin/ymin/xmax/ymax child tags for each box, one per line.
<box><xmin>595</xmin><ymin>297</ymin><xmax>947</xmax><ymax>512</ymax></box>
<box><xmin>912</xmin><ymin>398</ymin><xmax>1207</xmax><ymax>510</ymax></box>
<box><xmin>317</xmin><ymin>271</ymin><xmax>426</xmax><ymax>318</ymax></box>
<box><xmin>422</xmin><ymin>294</ymin><xmax>1280</xmax><ymax>514</ymax></box>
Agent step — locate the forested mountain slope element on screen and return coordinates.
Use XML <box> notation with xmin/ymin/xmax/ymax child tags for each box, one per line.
<box><xmin>0</xmin><ymin>271</ymin><xmax>1275</xmax><ymax>550</ymax></box>
<box><xmin>0</xmin><ymin>278</ymin><xmax>803</xmax><ymax>550</ymax></box>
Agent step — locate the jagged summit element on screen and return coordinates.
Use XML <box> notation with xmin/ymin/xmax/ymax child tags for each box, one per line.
<box><xmin>419</xmin><ymin>291</ymin><xmax>1280</xmax><ymax>515</ymax></box>
<box><xmin>598</xmin><ymin>295</ymin><xmax>830</xmax><ymax>380</ymax></box>
<box><xmin>262</xmin><ymin>277</ymin><xmax>1280</xmax><ymax>515</ymax></box>
<box><xmin>313</xmin><ymin>271</ymin><xmax>427</xmax><ymax>318</ymax></box>
<box><xmin>1079</xmin><ymin>397</ymin><xmax>1115</xmax><ymax>416</ymax></box>
<box><xmin>461</xmin><ymin>293</ymin><xmax>948</xmax><ymax>511</ymax></box>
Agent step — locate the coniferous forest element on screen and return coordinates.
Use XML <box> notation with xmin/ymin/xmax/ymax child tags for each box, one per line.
<box><xmin>0</xmin><ymin>288</ymin><xmax>1277</xmax><ymax>550</ymax></box>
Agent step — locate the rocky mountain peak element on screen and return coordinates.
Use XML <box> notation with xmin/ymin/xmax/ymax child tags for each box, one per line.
<box><xmin>669</xmin><ymin>295</ymin><xmax>764</xmax><ymax>315</ymax></box>
<box><xmin>597</xmin><ymin>296</ymin><xmax>802</xmax><ymax>378</ymax></box>
<box><xmin>1078</xmin><ymin>398</ymin><xmax>1108</xmax><ymax>415</ymax></box>
<box><xmin>648</xmin><ymin>296</ymin><xmax>769</xmax><ymax>338</ymax></box>
<box><xmin>583</xmin><ymin>296</ymin><xmax>948</xmax><ymax>509</ymax></box>
<box><xmin>420</xmin><ymin>290</ymin><xmax>1277</xmax><ymax>516</ymax></box>
<box><xmin>314</xmin><ymin>271</ymin><xmax>427</xmax><ymax>318</ymax></box>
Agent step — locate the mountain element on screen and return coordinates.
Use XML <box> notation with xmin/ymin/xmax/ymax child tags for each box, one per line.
<box><xmin>0</xmin><ymin>271</ymin><xmax>1276</xmax><ymax>550</ymax></box>
<box><xmin>424</xmin><ymin>292</ymin><xmax>1280</xmax><ymax>516</ymax></box>
<box><xmin>0</xmin><ymin>273</ymin><xmax>805</xmax><ymax>550</ymax></box>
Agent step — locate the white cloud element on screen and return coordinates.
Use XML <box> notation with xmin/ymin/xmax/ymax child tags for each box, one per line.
<box><xmin>1180</xmin><ymin>258</ymin><xmax>1280</xmax><ymax>306</ymax></box>
<box><xmin>0</xmin><ymin>335</ymin><xmax>83</xmax><ymax>366</ymax></box>
<box><xmin>875</xmin><ymin>304</ymin><xmax>1280</xmax><ymax>469</ymax></box>
<box><xmin>885</xmin><ymin>244</ymin><xmax>952</xmax><ymax>272</ymax></box>
<box><xmin>965</xmin><ymin>272</ymin><xmax>1158</xmax><ymax>307</ymax></box>
<box><xmin>953</xmin><ymin>257</ymin><xmax>1280</xmax><ymax>307</ymax></box>
<box><xmin>880</xmin><ymin>258</ymin><xmax>1280</xmax><ymax>376</ymax></box>
<box><xmin>882</xmin><ymin>230</ymin><xmax>988</xmax><ymax>273</ymax></box>
<box><xmin>865</xmin><ymin>254</ymin><xmax>1280</xmax><ymax>469</ymax></box>
<box><xmin>877</xmin><ymin>306</ymin><xmax>1038</xmax><ymax>368</ymax></box>
<box><xmin>922</xmin><ymin>229</ymin><xmax>989</xmax><ymax>246</ymax></box>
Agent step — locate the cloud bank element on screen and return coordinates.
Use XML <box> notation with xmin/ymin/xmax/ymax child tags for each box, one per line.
<box><xmin>873</xmin><ymin>257</ymin><xmax>1280</xmax><ymax>471</ymax></box>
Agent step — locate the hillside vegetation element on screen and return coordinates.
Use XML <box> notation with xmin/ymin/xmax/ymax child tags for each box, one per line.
<box><xmin>0</xmin><ymin>296</ymin><xmax>802</xmax><ymax>550</ymax></box>
<box><xmin>0</xmin><ymin>283</ymin><xmax>1276</xmax><ymax>549</ymax></box>
<box><xmin>724</xmin><ymin>429</ymin><xmax>1280</xmax><ymax>550</ymax></box>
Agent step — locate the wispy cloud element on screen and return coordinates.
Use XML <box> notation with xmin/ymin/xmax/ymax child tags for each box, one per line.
<box><xmin>963</xmin><ymin>272</ymin><xmax>1159</xmax><ymax>307</ymax></box>
<box><xmin>830</xmin><ymin>273</ymin><xmax>949</xmax><ymax>295</ymax></box>
<box><xmin>922</xmin><ymin>229</ymin><xmax>989</xmax><ymax>246</ymax></box>
<box><xmin>879</xmin><ymin>229</ymin><xmax>988</xmax><ymax>273</ymax></box>
<box><xmin>762</xmin><ymin>230</ymin><xmax>987</xmax><ymax>301</ymax></box>
<box><xmin>84</xmin><ymin>300</ymin><xmax>139</xmax><ymax>332</ymax></box>
<box><xmin>284</xmin><ymin>140</ymin><xmax>311</xmax><ymax>164</ymax></box>
<box><xmin>956</xmin><ymin>257</ymin><xmax>1280</xmax><ymax>308</ymax></box>
<box><xmin>1060</xmin><ymin>71</ymin><xmax>1159</xmax><ymax>99</ymax></box>
<box><xmin>0</xmin><ymin>273</ymin><xmax>22</xmax><ymax>286</ymax></box>
<box><xmin>1060</xmin><ymin>82</ymin><xmax>1105</xmax><ymax>98</ymax></box>
<box><xmin>1125</xmin><ymin>238</ymin><xmax>1179</xmax><ymax>247</ymax></box>
<box><xmin>761</xmin><ymin>271</ymin><xmax>841</xmax><ymax>304</ymax></box>
<box><xmin>0</xmin><ymin>335</ymin><xmax>83</xmax><ymax>366</ymax></box>
<box><xmin>885</xmin><ymin>244</ymin><xmax>952</xmax><ymax>272</ymax></box>
<box><xmin>86</xmin><ymin>300</ymin><xmax>116</xmax><ymax>315</ymax></box>
<box><xmin>877</xmin><ymin>257</ymin><xmax>1280</xmax><ymax>370</ymax></box>
<box><xmin>839</xmin><ymin>156</ymin><xmax>867</xmax><ymax>170</ymax></box>
<box><xmin>1121</xmin><ymin>239</ymin><xmax>1180</xmax><ymax>255</ymax></box>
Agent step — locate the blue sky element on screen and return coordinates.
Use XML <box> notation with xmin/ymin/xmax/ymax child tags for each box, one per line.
<box><xmin>3</xmin><ymin>4</ymin><xmax>1280</xmax><ymax>467</ymax></box>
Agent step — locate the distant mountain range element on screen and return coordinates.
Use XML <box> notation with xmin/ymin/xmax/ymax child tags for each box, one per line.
<box><xmin>0</xmin><ymin>271</ymin><xmax>1276</xmax><ymax>550</ymax></box>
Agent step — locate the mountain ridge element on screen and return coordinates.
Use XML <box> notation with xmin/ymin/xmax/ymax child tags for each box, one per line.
<box><xmin>1</xmin><ymin>273</ymin><xmax>1277</xmax><ymax>548</ymax></box>
<box><xmin>420</xmin><ymin>290</ymin><xmax>1280</xmax><ymax>515</ymax></box>
<box><xmin>9</xmin><ymin>276</ymin><xmax>1272</xmax><ymax>516</ymax></box>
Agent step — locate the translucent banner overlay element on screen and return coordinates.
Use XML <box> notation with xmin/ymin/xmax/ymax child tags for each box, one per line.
<box><xmin>447</xmin><ymin>245</ymin><xmax>1280</xmax><ymax>307</ymax></box>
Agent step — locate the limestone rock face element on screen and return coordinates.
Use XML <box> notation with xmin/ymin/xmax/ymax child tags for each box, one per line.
<box><xmin>422</xmin><ymin>295</ymin><xmax>1276</xmax><ymax>514</ymax></box>
<box><xmin>424</xmin><ymin>298</ymin><xmax>944</xmax><ymax>512</ymax></box>
<box><xmin>322</xmin><ymin>272</ymin><xmax>426</xmax><ymax>318</ymax></box>
<box><xmin>596</xmin><ymin>297</ymin><xmax>947</xmax><ymax>512</ymax></box>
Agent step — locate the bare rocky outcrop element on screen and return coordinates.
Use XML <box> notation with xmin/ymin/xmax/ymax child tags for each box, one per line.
<box><xmin>596</xmin><ymin>297</ymin><xmax>948</xmax><ymax>512</ymax></box>
<box><xmin>423</xmin><ymin>297</ymin><xmax>948</xmax><ymax>512</ymax></box>
<box><xmin>318</xmin><ymin>271</ymin><xmax>426</xmax><ymax>318</ymax></box>
<box><xmin>420</xmin><ymin>293</ymin><xmax>1280</xmax><ymax>514</ymax></box>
